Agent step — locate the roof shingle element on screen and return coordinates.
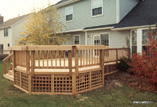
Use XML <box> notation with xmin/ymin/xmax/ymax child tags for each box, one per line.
<box><xmin>115</xmin><ymin>0</ymin><xmax>157</xmax><ymax>28</ymax></box>
<box><xmin>0</xmin><ymin>14</ymin><xmax>28</xmax><ymax>29</ymax></box>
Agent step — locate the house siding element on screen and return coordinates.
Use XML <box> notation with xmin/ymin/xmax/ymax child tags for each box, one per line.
<box><xmin>58</xmin><ymin>0</ymin><xmax>117</xmax><ymax>32</ymax></box>
<box><xmin>0</xmin><ymin>28</ymin><xmax>12</xmax><ymax>53</ymax></box>
<box><xmin>86</xmin><ymin>29</ymin><xmax>130</xmax><ymax>48</ymax></box>
<box><xmin>119</xmin><ymin>0</ymin><xmax>139</xmax><ymax>21</ymax></box>
<box><xmin>12</xmin><ymin>17</ymin><xmax>28</xmax><ymax>45</ymax></box>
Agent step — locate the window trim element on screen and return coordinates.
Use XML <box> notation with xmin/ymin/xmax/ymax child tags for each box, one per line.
<box><xmin>73</xmin><ymin>35</ymin><xmax>80</xmax><ymax>45</ymax></box>
<box><xmin>91</xmin><ymin>0</ymin><xmax>103</xmax><ymax>17</ymax></box>
<box><xmin>65</xmin><ymin>6</ymin><xmax>73</xmax><ymax>22</ymax></box>
<box><xmin>4</xmin><ymin>28</ymin><xmax>8</xmax><ymax>37</ymax></box>
<box><xmin>92</xmin><ymin>32</ymin><xmax>110</xmax><ymax>47</ymax></box>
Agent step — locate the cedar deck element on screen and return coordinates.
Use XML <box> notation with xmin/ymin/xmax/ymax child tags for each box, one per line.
<box><xmin>3</xmin><ymin>45</ymin><xmax>129</xmax><ymax>95</ymax></box>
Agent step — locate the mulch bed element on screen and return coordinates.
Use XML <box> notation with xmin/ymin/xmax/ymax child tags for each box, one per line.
<box><xmin>104</xmin><ymin>71</ymin><xmax>157</xmax><ymax>93</ymax></box>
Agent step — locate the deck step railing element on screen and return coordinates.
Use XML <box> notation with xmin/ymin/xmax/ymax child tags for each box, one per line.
<box><xmin>3</xmin><ymin>53</ymin><xmax>13</xmax><ymax>74</ymax></box>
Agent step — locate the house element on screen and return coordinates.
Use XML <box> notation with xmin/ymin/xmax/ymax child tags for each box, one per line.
<box><xmin>0</xmin><ymin>14</ymin><xmax>28</xmax><ymax>54</ymax></box>
<box><xmin>55</xmin><ymin>0</ymin><xmax>157</xmax><ymax>54</ymax></box>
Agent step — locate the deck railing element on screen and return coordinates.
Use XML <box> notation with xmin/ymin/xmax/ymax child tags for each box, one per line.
<box><xmin>8</xmin><ymin>45</ymin><xmax>130</xmax><ymax>75</ymax></box>
<box><xmin>3</xmin><ymin>53</ymin><xmax>13</xmax><ymax>74</ymax></box>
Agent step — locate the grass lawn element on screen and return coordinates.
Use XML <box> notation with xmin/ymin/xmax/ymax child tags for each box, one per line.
<box><xmin>0</xmin><ymin>60</ymin><xmax>157</xmax><ymax>107</ymax></box>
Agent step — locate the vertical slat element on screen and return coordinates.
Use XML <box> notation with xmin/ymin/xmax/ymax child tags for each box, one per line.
<box><xmin>47</xmin><ymin>51</ymin><xmax>49</xmax><ymax>68</ymax></box>
<box><xmin>51</xmin><ymin>51</ymin><xmax>53</xmax><ymax>68</ymax></box>
<box><xmin>92</xmin><ymin>49</ymin><xmax>93</xmax><ymax>65</ymax></box>
<box><xmin>28</xmin><ymin>74</ymin><xmax>31</xmax><ymax>94</ymax></box>
<box><xmin>86</xmin><ymin>50</ymin><xmax>88</xmax><ymax>66</ymax></box>
<box><xmin>89</xmin><ymin>50</ymin><xmax>90</xmax><ymax>65</ymax></box>
<box><xmin>83</xmin><ymin>50</ymin><xmax>85</xmax><ymax>67</ymax></box>
<box><xmin>60</xmin><ymin>51</ymin><xmax>61</xmax><ymax>68</ymax></box>
<box><xmin>80</xmin><ymin>50</ymin><xmax>82</xmax><ymax>67</ymax></box>
<box><xmin>55</xmin><ymin>51</ymin><xmax>57</xmax><ymax>68</ymax></box>
<box><xmin>68</xmin><ymin>50</ymin><xmax>72</xmax><ymax>76</ymax></box>
<box><xmin>38</xmin><ymin>51</ymin><xmax>40</xmax><ymax>68</ymax></box>
<box><xmin>51</xmin><ymin>74</ymin><xmax>54</xmax><ymax>94</ymax></box>
<box><xmin>20</xmin><ymin>72</ymin><xmax>22</xmax><ymax>87</ymax></box>
<box><xmin>42</xmin><ymin>51</ymin><xmax>44</xmax><ymax>68</ymax></box>
<box><xmin>64</xmin><ymin>51</ymin><xmax>65</xmax><ymax>68</ymax></box>
<box><xmin>89</xmin><ymin>71</ymin><xmax>91</xmax><ymax>89</ymax></box>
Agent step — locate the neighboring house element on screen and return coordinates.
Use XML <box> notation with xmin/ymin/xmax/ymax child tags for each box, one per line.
<box><xmin>0</xmin><ymin>14</ymin><xmax>28</xmax><ymax>54</ymax></box>
<box><xmin>55</xmin><ymin>0</ymin><xmax>157</xmax><ymax>54</ymax></box>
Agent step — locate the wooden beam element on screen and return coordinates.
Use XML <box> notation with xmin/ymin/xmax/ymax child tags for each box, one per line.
<box><xmin>68</xmin><ymin>50</ymin><xmax>72</xmax><ymax>76</ymax></box>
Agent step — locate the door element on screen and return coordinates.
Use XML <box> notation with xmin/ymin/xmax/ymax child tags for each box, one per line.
<box><xmin>93</xmin><ymin>35</ymin><xmax>101</xmax><ymax>45</ymax></box>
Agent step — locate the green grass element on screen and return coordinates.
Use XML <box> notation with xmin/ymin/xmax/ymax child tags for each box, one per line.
<box><xmin>0</xmin><ymin>60</ymin><xmax>157</xmax><ymax>107</ymax></box>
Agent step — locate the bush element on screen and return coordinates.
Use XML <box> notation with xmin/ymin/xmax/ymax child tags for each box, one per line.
<box><xmin>118</xmin><ymin>57</ymin><xmax>131</xmax><ymax>72</ymax></box>
<box><xmin>129</xmin><ymin>29</ymin><xmax>157</xmax><ymax>85</ymax></box>
<box><xmin>0</xmin><ymin>54</ymin><xmax>8</xmax><ymax>60</ymax></box>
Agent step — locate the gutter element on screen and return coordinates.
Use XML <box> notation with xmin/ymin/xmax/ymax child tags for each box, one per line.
<box><xmin>112</xmin><ymin>24</ymin><xmax>157</xmax><ymax>30</ymax></box>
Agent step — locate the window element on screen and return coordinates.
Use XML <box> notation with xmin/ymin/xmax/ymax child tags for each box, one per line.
<box><xmin>8</xmin><ymin>43</ymin><xmax>10</xmax><ymax>47</ymax></box>
<box><xmin>92</xmin><ymin>0</ymin><xmax>103</xmax><ymax>16</ymax></box>
<box><xmin>73</xmin><ymin>35</ymin><xmax>80</xmax><ymax>45</ymax></box>
<box><xmin>132</xmin><ymin>31</ymin><xmax>137</xmax><ymax>46</ymax></box>
<box><xmin>101</xmin><ymin>34</ymin><xmax>109</xmax><ymax>46</ymax></box>
<box><xmin>65</xmin><ymin>6</ymin><xmax>73</xmax><ymax>21</ymax></box>
<box><xmin>4</xmin><ymin>28</ymin><xmax>8</xmax><ymax>37</ymax></box>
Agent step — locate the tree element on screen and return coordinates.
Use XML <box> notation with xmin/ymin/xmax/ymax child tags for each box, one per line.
<box><xmin>20</xmin><ymin>2</ymin><xmax>71</xmax><ymax>45</ymax></box>
<box><xmin>129</xmin><ymin>27</ymin><xmax>157</xmax><ymax>85</ymax></box>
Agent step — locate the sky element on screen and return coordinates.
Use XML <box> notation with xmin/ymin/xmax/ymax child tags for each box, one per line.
<box><xmin>0</xmin><ymin>0</ymin><xmax>61</xmax><ymax>21</ymax></box>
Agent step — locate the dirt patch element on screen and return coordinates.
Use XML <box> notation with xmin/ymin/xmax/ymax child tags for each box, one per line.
<box><xmin>104</xmin><ymin>71</ymin><xmax>157</xmax><ymax>93</ymax></box>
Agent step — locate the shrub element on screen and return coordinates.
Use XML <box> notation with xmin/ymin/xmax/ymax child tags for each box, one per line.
<box><xmin>129</xmin><ymin>28</ymin><xmax>157</xmax><ymax>85</ymax></box>
<box><xmin>118</xmin><ymin>57</ymin><xmax>131</xmax><ymax>72</ymax></box>
<box><xmin>0</xmin><ymin>54</ymin><xmax>8</xmax><ymax>60</ymax></box>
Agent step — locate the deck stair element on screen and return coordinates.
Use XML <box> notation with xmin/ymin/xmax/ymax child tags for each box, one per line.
<box><xmin>3</xmin><ymin>53</ymin><xmax>14</xmax><ymax>81</ymax></box>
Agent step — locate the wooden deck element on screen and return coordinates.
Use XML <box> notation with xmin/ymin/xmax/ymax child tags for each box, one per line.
<box><xmin>3</xmin><ymin>45</ymin><xmax>130</xmax><ymax>95</ymax></box>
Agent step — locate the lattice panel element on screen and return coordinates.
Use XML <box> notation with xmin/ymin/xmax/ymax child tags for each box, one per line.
<box><xmin>91</xmin><ymin>71</ymin><xmax>102</xmax><ymax>88</ymax></box>
<box><xmin>14</xmin><ymin>71</ymin><xmax>20</xmax><ymax>86</ymax></box>
<box><xmin>21</xmin><ymin>72</ymin><xmax>28</xmax><ymax>91</ymax></box>
<box><xmin>54</xmin><ymin>75</ymin><xmax>72</xmax><ymax>93</ymax></box>
<box><xmin>104</xmin><ymin>64</ymin><xmax>118</xmax><ymax>73</ymax></box>
<box><xmin>31</xmin><ymin>75</ymin><xmax>51</xmax><ymax>92</ymax></box>
<box><xmin>76</xmin><ymin>72</ymin><xmax>90</xmax><ymax>92</ymax></box>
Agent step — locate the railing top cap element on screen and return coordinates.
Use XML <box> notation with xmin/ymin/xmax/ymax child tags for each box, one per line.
<box><xmin>9</xmin><ymin>45</ymin><xmax>73</xmax><ymax>51</ymax></box>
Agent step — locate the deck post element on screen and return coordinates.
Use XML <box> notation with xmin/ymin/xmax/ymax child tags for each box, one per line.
<box><xmin>31</xmin><ymin>51</ymin><xmax>35</xmax><ymax>75</ymax></box>
<box><xmin>68</xmin><ymin>50</ymin><xmax>72</xmax><ymax>76</ymax></box>
<box><xmin>73</xmin><ymin>46</ymin><xmax>78</xmax><ymax>75</ymax></box>
<box><xmin>13</xmin><ymin>51</ymin><xmax>16</xmax><ymax>82</ymax></box>
<box><xmin>100</xmin><ymin>49</ymin><xmax>104</xmax><ymax>85</ymax></box>
<box><xmin>26</xmin><ymin>47</ymin><xmax>30</xmax><ymax>74</ymax></box>
<box><xmin>128</xmin><ymin>48</ymin><xmax>131</xmax><ymax>59</ymax></box>
<box><xmin>72</xmin><ymin>73</ymin><xmax>76</xmax><ymax>95</ymax></box>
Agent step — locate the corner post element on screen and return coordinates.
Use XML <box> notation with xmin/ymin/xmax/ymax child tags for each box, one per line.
<box><xmin>31</xmin><ymin>51</ymin><xmax>35</xmax><ymax>75</ymax></box>
<box><xmin>68</xmin><ymin>50</ymin><xmax>72</xmax><ymax>76</ymax></box>
<box><xmin>73</xmin><ymin>46</ymin><xmax>78</xmax><ymax>75</ymax></box>
<box><xmin>100</xmin><ymin>49</ymin><xmax>105</xmax><ymax>85</ymax></box>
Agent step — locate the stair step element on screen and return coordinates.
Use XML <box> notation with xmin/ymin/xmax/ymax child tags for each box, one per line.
<box><xmin>3</xmin><ymin>74</ymin><xmax>14</xmax><ymax>81</ymax></box>
<box><xmin>8</xmin><ymin>70</ymin><xmax>13</xmax><ymax>76</ymax></box>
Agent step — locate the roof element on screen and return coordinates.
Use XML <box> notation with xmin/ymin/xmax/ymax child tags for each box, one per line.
<box><xmin>0</xmin><ymin>14</ymin><xmax>28</xmax><ymax>29</ymax></box>
<box><xmin>115</xmin><ymin>0</ymin><xmax>157</xmax><ymax>29</ymax></box>
<box><xmin>84</xmin><ymin>24</ymin><xmax>117</xmax><ymax>30</ymax></box>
